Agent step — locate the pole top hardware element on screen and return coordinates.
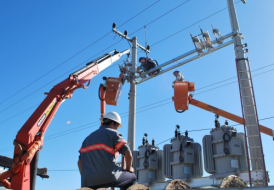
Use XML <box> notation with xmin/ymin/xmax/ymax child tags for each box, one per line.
<box><xmin>190</xmin><ymin>27</ymin><xmax>216</xmax><ymax>55</ymax></box>
<box><xmin>112</xmin><ymin>23</ymin><xmax>150</xmax><ymax>53</ymax></box>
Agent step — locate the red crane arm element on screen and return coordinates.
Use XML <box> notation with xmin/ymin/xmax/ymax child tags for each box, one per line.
<box><xmin>0</xmin><ymin>49</ymin><xmax>129</xmax><ymax>190</ymax></box>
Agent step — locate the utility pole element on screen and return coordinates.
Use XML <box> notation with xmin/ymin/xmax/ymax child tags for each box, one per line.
<box><xmin>112</xmin><ymin>23</ymin><xmax>149</xmax><ymax>151</ymax></box>
<box><xmin>128</xmin><ymin>37</ymin><xmax>137</xmax><ymax>151</ymax></box>
<box><xmin>227</xmin><ymin>0</ymin><xmax>267</xmax><ymax>186</ymax></box>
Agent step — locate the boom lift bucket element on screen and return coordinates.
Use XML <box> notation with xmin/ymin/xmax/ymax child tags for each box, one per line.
<box><xmin>172</xmin><ymin>81</ymin><xmax>195</xmax><ymax>112</ymax></box>
<box><xmin>105</xmin><ymin>77</ymin><xmax>123</xmax><ymax>106</ymax></box>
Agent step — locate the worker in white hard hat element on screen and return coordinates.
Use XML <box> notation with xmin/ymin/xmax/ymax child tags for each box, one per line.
<box><xmin>78</xmin><ymin>111</ymin><xmax>136</xmax><ymax>190</ymax></box>
<box><xmin>173</xmin><ymin>70</ymin><xmax>184</xmax><ymax>82</ymax></box>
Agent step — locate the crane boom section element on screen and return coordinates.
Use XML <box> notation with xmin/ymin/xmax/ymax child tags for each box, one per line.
<box><xmin>189</xmin><ymin>98</ymin><xmax>273</xmax><ymax>137</ymax></box>
<box><xmin>15</xmin><ymin>49</ymin><xmax>129</xmax><ymax>149</ymax></box>
<box><xmin>172</xmin><ymin>81</ymin><xmax>273</xmax><ymax>138</ymax></box>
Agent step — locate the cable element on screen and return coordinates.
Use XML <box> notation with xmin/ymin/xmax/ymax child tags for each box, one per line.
<box><xmin>0</xmin><ymin>39</ymin><xmax>124</xmax><ymax>114</ymax></box>
<box><xmin>0</xmin><ymin>0</ymin><xmax>161</xmax><ymax>107</ymax></box>
<box><xmin>1</xmin><ymin>110</ymin><xmax>273</xmax><ymax>153</ymax></box>
<box><xmin>117</xmin><ymin>0</ymin><xmax>160</xmax><ymax>28</ymax></box>
<box><xmin>128</xmin><ymin>0</ymin><xmax>190</xmax><ymax>36</ymax></box>
<box><xmin>0</xmin><ymin>0</ymin><xmax>190</xmax><ymax>113</ymax></box>
<box><xmin>0</xmin><ymin>1</ymin><xmax>240</xmax><ymax>114</ymax></box>
<box><xmin>0</xmin><ymin>104</ymin><xmax>39</xmax><ymax>124</ymax></box>
<box><xmin>1</xmin><ymin>64</ymin><xmax>274</xmax><ymax>126</ymax></box>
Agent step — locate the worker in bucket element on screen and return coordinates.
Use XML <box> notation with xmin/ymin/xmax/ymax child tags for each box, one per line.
<box><xmin>78</xmin><ymin>111</ymin><xmax>136</xmax><ymax>189</ymax></box>
<box><xmin>173</xmin><ymin>70</ymin><xmax>184</xmax><ymax>82</ymax></box>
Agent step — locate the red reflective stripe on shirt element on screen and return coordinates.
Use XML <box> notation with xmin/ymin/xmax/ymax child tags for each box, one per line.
<box><xmin>115</xmin><ymin>139</ymin><xmax>127</xmax><ymax>151</ymax></box>
<box><xmin>79</xmin><ymin>144</ymin><xmax>115</xmax><ymax>155</ymax></box>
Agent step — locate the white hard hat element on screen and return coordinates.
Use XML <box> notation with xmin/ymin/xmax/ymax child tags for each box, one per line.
<box><xmin>101</xmin><ymin>111</ymin><xmax>122</xmax><ymax>128</ymax></box>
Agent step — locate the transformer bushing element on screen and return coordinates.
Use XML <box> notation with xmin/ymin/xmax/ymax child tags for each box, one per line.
<box><xmin>203</xmin><ymin>124</ymin><xmax>248</xmax><ymax>178</ymax></box>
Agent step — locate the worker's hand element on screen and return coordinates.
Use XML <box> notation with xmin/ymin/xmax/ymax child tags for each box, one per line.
<box><xmin>126</xmin><ymin>166</ymin><xmax>134</xmax><ymax>173</ymax></box>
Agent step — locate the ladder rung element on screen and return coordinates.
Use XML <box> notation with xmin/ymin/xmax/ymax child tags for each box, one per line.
<box><xmin>248</xmin><ymin>146</ymin><xmax>262</xmax><ymax>149</ymax></box>
<box><xmin>246</xmin><ymin>135</ymin><xmax>260</xmax><ymax>138</ymax></box>
<box><xmin>241</xmin><ymin>96</ymin><xmax>253</xmax><ymax>98</ymax></box>
<box><xmin>242</xmin><ymin>105</ymin><xmax>255</xmax><ymax>107</ymax></box>
<box><xmin>245</xmin><ymin>124</ymin><xmax>258</xmax><ymax>127</ymax></box>
<box><xmin>240</xmin><ymin>87</ymin><xmax>252</xmax><ymax>89</ymax></box>
<box><xmin>249</xmin><ymin>157</ymin><xmax>263</xmax><ymax>160</ymax></box>
<box><xmin>238</xmin><ymin>70</ymin><xmax>250</xmax><ymax>73</ymax></box>
<box><xmin>244</xmin><ymin>115</ymin><xmax>257</xmax><ymax>117</ymax></box>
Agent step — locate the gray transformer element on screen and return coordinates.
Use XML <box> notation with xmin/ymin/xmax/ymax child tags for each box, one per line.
<box><xmin>163</xmin><ymin>135</ymin><xmax>203</xmax><ymax>180</ymax></box>
<box><xmin>132</xmin><ymin>143</ymin><xmax>165</xmax><ymax>185</ymax></box>
<box><xmin>203</xmin><ymin>124</ymin><xmax>248</xmax><ymax>178</ymax></box>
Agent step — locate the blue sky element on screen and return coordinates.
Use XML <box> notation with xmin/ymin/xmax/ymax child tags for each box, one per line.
<box><xmin>1</xmin><ymin>0</ymin><xmax>274</xmax><ymax>189</ymax></box>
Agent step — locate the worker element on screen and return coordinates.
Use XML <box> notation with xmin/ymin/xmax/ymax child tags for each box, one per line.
<box><xmin>173</xmin><ymin>70</ymin><xmax>184</xmax><ymax>82</ymax></box>
<box><xmin>138</xmin><ymin>57</ymin><xmax>160</xmax><ymax>76</ymax></box>
<box><xmin>78</xmin><ymin>111</ymin><xmax>136</xmax><ymax>189</ymax></box>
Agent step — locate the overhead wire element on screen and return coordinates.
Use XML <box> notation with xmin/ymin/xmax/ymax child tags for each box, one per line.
<box><xmin>28</xmin><ymin>113</ymin><xmax>273</xmax><ymax>172</ymax></box>
<box><xmin>1</xmin><ymin>0</ymin><xmax>244</xmax><ymax>117</ymax></box>
<box><xmin>0</xmin><ymin>0</ymin><xmax>190</xmax><ymax>114</ymax></box>
<box><xmin>0</xmin><ymin>0</ymin><xmax>161</xmax><ymax>107</ymax></box>
<box><xmin>92</xmin><ymin>1</ymin><xmax>243</xmax><ymax>73</ymax></box>
<box><xmin>1</xmin><ymin>69</ymin><xmax>274</xmax><ymax>152</ymax></box>
<box><xmin>128</xmin><ymin>0</ymin><xmax>190</xmax><ymax>36</ymax></box>
<box><xmin>1</xmin><ymin>0</ymin><xmax>269</xmax><ymax>150</ymax></box>
<box><xmin>2</xmin><ymin>1</ymin><xmax>269</xmax><ymax>174</ymax></box>
<box><xmin>1</xmin><ymin>63</ymin><xmax>273</xmax><ymax>125</ymax></box>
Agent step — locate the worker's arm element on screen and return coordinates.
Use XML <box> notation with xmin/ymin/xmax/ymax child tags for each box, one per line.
<box><xmin>124</xmin><ymin>149</ymin><xmax>134</xmax><ymax>173</ymax></box>
<box><xmin>77</xmin><ymin>159</ymin><xmax>81</xmax><ymax>175</ymax></box>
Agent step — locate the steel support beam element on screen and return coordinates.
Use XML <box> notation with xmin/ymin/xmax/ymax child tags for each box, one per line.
<box><xmin>137</xmin><ymin>40</ymin><xmax>234</xmax><ymax>84</ymax></box>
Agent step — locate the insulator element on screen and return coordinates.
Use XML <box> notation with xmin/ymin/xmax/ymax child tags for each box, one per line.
<box><xmin>215</xmin><ymin>119</ymin><xmax>220</xmax><ymax>128</ymax></box>
<box><xmin>178</xmin><ymin>131</ymin><xmax>181</xmax><ymax>137</ymax></box>
<box><xmin>152</xmin><ymin>138</ymin><xmax>155</xmax><ymax>146</ymax></box>
<box><xmin>225</xmin><ymin>120</ymin><xmax>228</xmax><ymax>125</ymax></box>
<box><xmin>142</xmin><ymin>137</ymin><xmax>145</xmax><ymax>145</ymax></box>
<box><xmin>112</xmin><ymin>23</ymin><xmax>116</xmax><ymax>29</ymax></box>
<box><xmin>175</xmin><ymin>129</ymin><xmax>178</xmax><ymax>138</ymax></box>
<box><xmin>185</xmin><ymin>130</ymin><xmax>188</xmax><ymax>137</ymax></box>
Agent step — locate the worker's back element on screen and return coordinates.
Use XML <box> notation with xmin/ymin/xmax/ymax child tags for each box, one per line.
<box><xmin>79</xmin><ymin>126</ymin><xmax>123</xmax><ymax>187</ymax></box>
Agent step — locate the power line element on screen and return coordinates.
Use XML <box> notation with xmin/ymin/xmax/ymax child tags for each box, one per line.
<box><xmin>0</xmin><ymin>0</ymin><xmax>161</xmax><ymax>107</ymax></box>
<box><xmin>1</xmin><ymin>1</ymin><xmax>243</xmax><ymax>115</ymax></box>
<box><xmin>117</xmin><ymin>0</ymin><xmax>161</xmax><ymax>28</ymax></box>
<box><xmin>128</xmin><ymin>0</ymin><xmax>190</xmax><ymax>36</ymax></box>
<box><xmin>1</xmin><ymin>64</ymin><xmax>273</xmax><ymax>126</ymax></box>
<box><xmin>1</xmin><ymin>79</ymin><xmax>274</xmax><ymax>153</ymax></box>
<box><xmin>0</xmin><ymin>1</ymin><xmax>191</xmax><ymax>114</ymax></box>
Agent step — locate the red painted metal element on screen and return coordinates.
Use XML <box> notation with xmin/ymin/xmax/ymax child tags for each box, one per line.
<box><xmin>0</xmin><ymin>52</ymin><xmax>116</xmax><ymax>190</ymax></box>
<box><xmin>100</xmin><ymin>84</ymin><xmax>106</xmax><ymax>125</ymax></box>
